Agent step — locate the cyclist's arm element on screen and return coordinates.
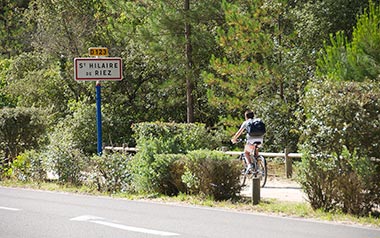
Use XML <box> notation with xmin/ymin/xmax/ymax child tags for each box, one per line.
<box><xmin>231</xmin><ymin>126</ymin><xmax>245</xmax><ymax>144</ymax></box>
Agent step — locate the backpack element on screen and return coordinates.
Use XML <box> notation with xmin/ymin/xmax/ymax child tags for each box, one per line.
<box><xmin>246</xmin><ymin>119</ymin><xmax>266</xmax><ymax>136</ymax></box>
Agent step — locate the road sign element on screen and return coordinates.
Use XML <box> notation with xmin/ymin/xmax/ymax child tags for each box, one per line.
<box><xmin>89</xmin><ymin>47</ymin><xmax>109</xmax><ymax>56</ymax></box>
<box><xmin>74</xmin><ymin>57</ymin><xmax>123</xmax><ymax>81</ymax></box>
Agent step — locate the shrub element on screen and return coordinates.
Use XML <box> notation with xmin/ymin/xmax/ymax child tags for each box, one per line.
<box><xmin>44</xmin><ymin>124</ymin><xmax>85</xmax><ymax>186</ymax></box>
<box><xmin>130</xmin><ymin>123</ymin><xmax>240</xmax><ymax>199</ymax></box>
<box><xmin>132</xmin><ymin>122</ymin><xmax>217</xmax><ymax>153</ymax></box>
<box><xmin>299</xmin><ymin>80</ymin><xmax>380</xmax><ymax>216</ymax></box>
<box><xmin>11</xmin><ymin>150</ymin><xmax>46</xmax><ymax>182</ymax></box>
<box><xmin>129</xmin><ymin>139</ymin><xmax>186</xmax><ymax>195</ymax></box>
<box><xmin>298</xmin><ymin>147</ymin><xmax>379</xmax><ymax>216</ymax></box>
<box><xmin>300</xmin><ymin>80</ymin><xmax>380</xmax><ymax>159</ymax></box>
<box><xmin>130</xmin><ymin>122</ymin><xmax>217</xmax><ymax>194</ymax></box>
<box><xmin>150</xmin><ymin>154</ymin><xmax>187</xmax><ymax>195</ymax></box>
<box><xmin>87</xmin><ymin>153</ymin><xmax>132</xmax><ymax>193</ymax></box>
<box><xmin>61</xmin><ymin>100</ymin><xmax>97</xmax><ymax>155</ymax></box>
<box><xmin>0</xmin><ymin>107</ymin><xmax>48</xmax><ymax>160</ymax></box>
<box><xmin>183</xmin><ymin>150</ymin><xmax>241</xmax><ymax>200</ymax></box>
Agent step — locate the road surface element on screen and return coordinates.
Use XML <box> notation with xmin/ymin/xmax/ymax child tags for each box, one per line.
<box><xmin>0</xmin><ymin>187</ymin><xmax>379</xmax><ymax>238</ymax></box>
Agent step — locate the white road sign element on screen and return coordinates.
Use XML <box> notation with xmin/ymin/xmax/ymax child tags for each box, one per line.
<box><xmin>74</xmin><ymin>57</ymin><xmax>123</xmax><ymax>81</ymax></box>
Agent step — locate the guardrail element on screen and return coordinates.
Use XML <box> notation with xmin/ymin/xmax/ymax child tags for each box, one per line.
<box><xmin>224</xmin><ymin>150</ymin><xmax>301</xmax><ymax>178</ymax></box>
<box><xmin>103</xmin><ymin>146</ymin><xmax>301</xmax><ymax>178</ymax></box>
<box><xmin>103</xmin><ymin>145</ymin><xmax>138</xmax><ymax>153</ymax></box>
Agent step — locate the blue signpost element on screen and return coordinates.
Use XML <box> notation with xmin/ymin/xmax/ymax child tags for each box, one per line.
<box><xmin>74</xmin><ymin>50</ymin><xmax>123</xmax><ymax>156</ymax></box>
<box><xmin>96</xmin><ymin>81</ymin><xmax>103</xmax><ymax>155</ymax></box>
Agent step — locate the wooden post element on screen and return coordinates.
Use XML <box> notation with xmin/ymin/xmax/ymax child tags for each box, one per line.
<box><xmin>285</xmin><ymin>148</ymin><xmax>292</xmax><ymax>178</ymax></box>
<box><xmin>122</xmin><ymin>143</ymin><xmax>126</xmax><ymax>154</ymax></box>
<box><xmin>251</xmin><ymin>177</ymin><xmax>260</xmax><ymax>205</ymax></box>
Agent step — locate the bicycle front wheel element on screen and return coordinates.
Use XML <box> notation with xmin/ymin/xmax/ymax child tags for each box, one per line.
<box><xmin>255</xmin><ymin>155</ymin><xmax>267</xmax><ymax>187</ymax></box>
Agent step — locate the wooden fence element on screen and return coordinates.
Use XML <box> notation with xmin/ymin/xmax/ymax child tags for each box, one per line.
<box><xmin>103</xmin><ymin>146</ymin><xmax>301</xmax><ymax>178</ymax></box>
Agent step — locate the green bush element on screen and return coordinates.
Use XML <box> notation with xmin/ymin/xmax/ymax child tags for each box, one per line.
<box><xmin>298</xmin><ymin>147</ymin><xmax>379</xmax><ymax>216</ymax></box>
<box><xmin>61</xmin><ymin>100</ymin><xmax>97</xmax><ymax>155</ymax></box>
<box><xmin>300</xmin><ymin>80</ymin><xmax>380</xmax><ymax>158</ymax></box>
<box><xmin>130</xmin><ymin>122</ymin><xmax>226</xmax><ymax>195</ymax></box>
<box><xmin>132</xmin><ymin>122</ymin><xmax>217</xmax><ymax>153</ymax></box>
<box><xmin>150</xmin><ymin>154</ymin><xmax>187</xmax><ymax>195</ymax></box>
<box><xmin>129</xmin><ymin>138</ymin><xmax>186</xmax><ymax>194</ymax></box>
<box><xmin>11</xmin><ymin>150</ymin><xmax>46</xmax><ymax>182</ymax></box>
<box><xmin>44</xmin><ymin>125</ymin><xmax>85</xmax><ymax>185</ymax></box>
<box><xmin>87</xmin><ymin>153</ymin><xmax>132</xmax><ymax>193</ymax></box>
<box><xmin>183</xmin><ymin>150</ymin><xmax>241</xmax><ymax>200</ymax></box>
<box><xmin>0</xmin><ymin>107</ymin><xmax>48</xmax><ymax>160</ymax></box>
<box><xmin>299</xmin><ymin>80</ymin><xmax>380</xmax><ymax>216</ymax></box>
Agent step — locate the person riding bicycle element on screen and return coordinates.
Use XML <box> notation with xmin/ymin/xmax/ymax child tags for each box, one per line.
<box><xmin>231</xmin><ymin>110</ymin><xmax>264</xmax><ymax>170</ymax></box>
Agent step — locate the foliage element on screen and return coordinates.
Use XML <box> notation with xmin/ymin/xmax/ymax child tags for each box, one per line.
<box><xmin>182</xmin><ymin>150</ymin><xmax>241</xmax><ymax>200</ymax></box>
<box><xmin>0</xmin><ymin>59</ymin><xmax>15</xmax><ymax>107</ymax></box>
<box><xmin>130</xmin><ymin>122</ymin><xmax>215</xmax><ymax>194</ymax></box>
<box><xmin>130</xmin><ymin>122</ymin><xmax>233</xmax><ymax>198</ymax></box>
<box><xmin>11</xmin><ymin>150</ymin><xmax>46</xmax><ymax>182</ymax></box>
<box><xmin>317</xmin><ymin>1</ymin><xmax>380</xmax><ymax>82</ymax></box>
<box><xmin>4</xmin><ymin>52</ymin><xmax>72</xmax><ymax>118</ymax></box>
<box><xmin>291</xmin><ymin>0</ymin><xmax>371</xmax><ymax>59</ymax></box>
<box><xmin>44</xmin><ymin>120</ymin><xmax>86</xmax><ymax>185</ymax></box>
<box><xmin>204</xmin><ymin>0</ymin><xmax>274</xmax><ymax>116</ymax></box>
<box><xmin>0</xmin><ymin>0</ymin><xmax>31</xmax><ymax>58</ymax></box>
<box><xmin>133</xmin><ymin>122</ymin><xmax>218</xmax><ymax>153</ymax></box>
<box><xmin>203</xmin><ymin>0</ymin><xmax>307</xmax><ymax>152</ymax></box>
<box><xmin>300</xmin><ymin>80</ymin><xmax>380</xmax><ymax>159</ymax></box>
<box><xmin>298</xmin><ymin>80</ymin><xmax>380</xmax><ymax>216</ymax></box>
<box><xmin>87</xmin><ymin>153</ymin><xmax>132</xmax><ymax>193</ymax></box>
<box><xmin>63</xmin><ymin>100</ymin><xmax>97</xmax><ymax>155</ymax></box>
<box><xmin>298</xmin><ymin>147</ymin><xmax>379</xmax><ymax>216</ymax></box>
<box><xmin>0</xmin><ymin>107</ymin><xmax>48</xmax><ymax>160</ymax></box>
<box><xmin>297</xmin><ymin>3</ymin><xmax>380</xmax><ymax>216</ymax></box>
<box><xmin>130</xmin><ymin>153</ymin><xmax>187</xmax><ymax>195</ymax></box>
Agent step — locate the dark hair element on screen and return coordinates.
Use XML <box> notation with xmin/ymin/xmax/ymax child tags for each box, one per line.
<box><xmin>245</xmin><ymin>110</ymin><xmax>254</xmax><ymax>119</ymax></box>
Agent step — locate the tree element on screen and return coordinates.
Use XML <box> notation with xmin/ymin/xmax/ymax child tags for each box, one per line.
<box><xmin>203</xmin><ymin>0</ymin><xmax>304</xmax><ymax>151</ymax></box>
<box><xmin>0</xmin><ymin>0</ymin><xmax>31</xmax><ymax>58</ymax></box>
<box><xmin>0</xmin><ymin>59</ymin><xmax>15</xmax><ymax>107</ymax></box>
<box><xmin>115</xmin><ymin>0</ymin><xmax>223</xmax><ymax>123</ymax></box>
<box><xmin>317</xmin><ymin>0</ymin><xmax>380</xmax><ymax>82</ymax></box>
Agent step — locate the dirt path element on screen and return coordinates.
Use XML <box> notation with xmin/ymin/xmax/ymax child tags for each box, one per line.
<box><xmin>241</xmin><ymin>177</ymin><xmax>308</xmax><ymax>203</ymax></box>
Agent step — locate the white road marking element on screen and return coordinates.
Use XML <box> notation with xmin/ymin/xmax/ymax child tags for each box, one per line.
<box><xmin>70</xmin><ymin>215</ymin><xmax>180</xmax><ymax>236</ymax></box>
<box><xmin>0</xmin><ymin>206</ymin><xmax>21</xmax><ymax>211</ymax></box>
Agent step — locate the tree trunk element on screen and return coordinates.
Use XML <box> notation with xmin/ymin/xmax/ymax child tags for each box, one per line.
<box><xmin>184</xmin><ymin>0</ymin><xmax>194</xmax><ymax>123</ymax></box>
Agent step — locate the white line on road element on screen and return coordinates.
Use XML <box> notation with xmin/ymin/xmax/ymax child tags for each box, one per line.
<box><xmin>0</xmin><ymin>206</ymin><xmax>21</xmax><ymax>211</ymax></box>
<box><xmin>70</xmin><ymin>215</ymin><xmax>180</xmax><ymax>236</ymax></box>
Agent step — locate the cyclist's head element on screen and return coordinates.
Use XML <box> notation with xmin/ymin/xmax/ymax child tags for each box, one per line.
<box><xmin>245</xmin><ymin>110</ymin><xmax>254</xmax><ymax>119</ymax></box>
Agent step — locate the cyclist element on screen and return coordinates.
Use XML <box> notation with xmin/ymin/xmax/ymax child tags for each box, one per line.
<box><xmin>231</xmin><ymin>110</ymin><xmax>264</xmax><ymax>170</ymax></box>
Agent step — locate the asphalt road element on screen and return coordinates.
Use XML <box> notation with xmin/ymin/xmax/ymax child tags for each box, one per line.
<box><xmin>0</xmin><ymin>187</ymin><xmax>379</xmax><ymax>238</ymax></box>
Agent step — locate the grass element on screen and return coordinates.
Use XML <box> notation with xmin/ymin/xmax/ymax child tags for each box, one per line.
<box><xmin>1</xmin><ymin>179</ymin><xmax>379</xmax><ymax>228</ymax></box>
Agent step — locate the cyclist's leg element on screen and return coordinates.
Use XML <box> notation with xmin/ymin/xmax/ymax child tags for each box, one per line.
<box><xmin>244</xmin><ymin>143</ymin><xmax>255</xmax><ymax>165</ymax></box>
<box><xmin>253</xmin><ymin>142</ymin><xmax>261</xmax><ymax>157</ymax></box>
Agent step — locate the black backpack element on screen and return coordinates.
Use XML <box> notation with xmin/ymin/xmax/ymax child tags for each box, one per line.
<box><xmin>247</xmin><ymin>119</ymin><xmax>266</xmax><ymax>136</ymax></box>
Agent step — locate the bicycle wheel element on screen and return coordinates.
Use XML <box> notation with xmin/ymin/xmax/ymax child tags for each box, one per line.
<box><xmin>255</xmin><ymin>155</ymin><xmax>267</xmax><ymax>187</ymax></box>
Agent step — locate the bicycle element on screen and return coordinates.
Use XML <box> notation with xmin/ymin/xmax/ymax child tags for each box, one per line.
<box><xmin>238</xmin><ymin>141</ymin><xmax>267</xmax><ymax>188</ymax></box>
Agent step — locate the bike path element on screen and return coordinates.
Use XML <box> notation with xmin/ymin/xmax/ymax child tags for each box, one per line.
<box><xmin>241</xmin><ymin>178</ymin><xmax>307</xmax><ymax>202</ymax></box>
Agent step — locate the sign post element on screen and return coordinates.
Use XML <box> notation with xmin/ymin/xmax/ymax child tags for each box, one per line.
<box><xmin>74</xmin><ymin>49</ymin><xmax>123</xmax><ymax>155</ymax></box>
<box><xmin>95</xmin><ymin>81</ymin><xmax>102</xmax><ymax>155</ymax></box>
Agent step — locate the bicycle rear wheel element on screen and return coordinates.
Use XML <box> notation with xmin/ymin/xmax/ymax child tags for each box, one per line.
<box><xmin>255</xmin><ymin>155</ymin><xmax>267</xmax><ymax>187</ymax></box>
